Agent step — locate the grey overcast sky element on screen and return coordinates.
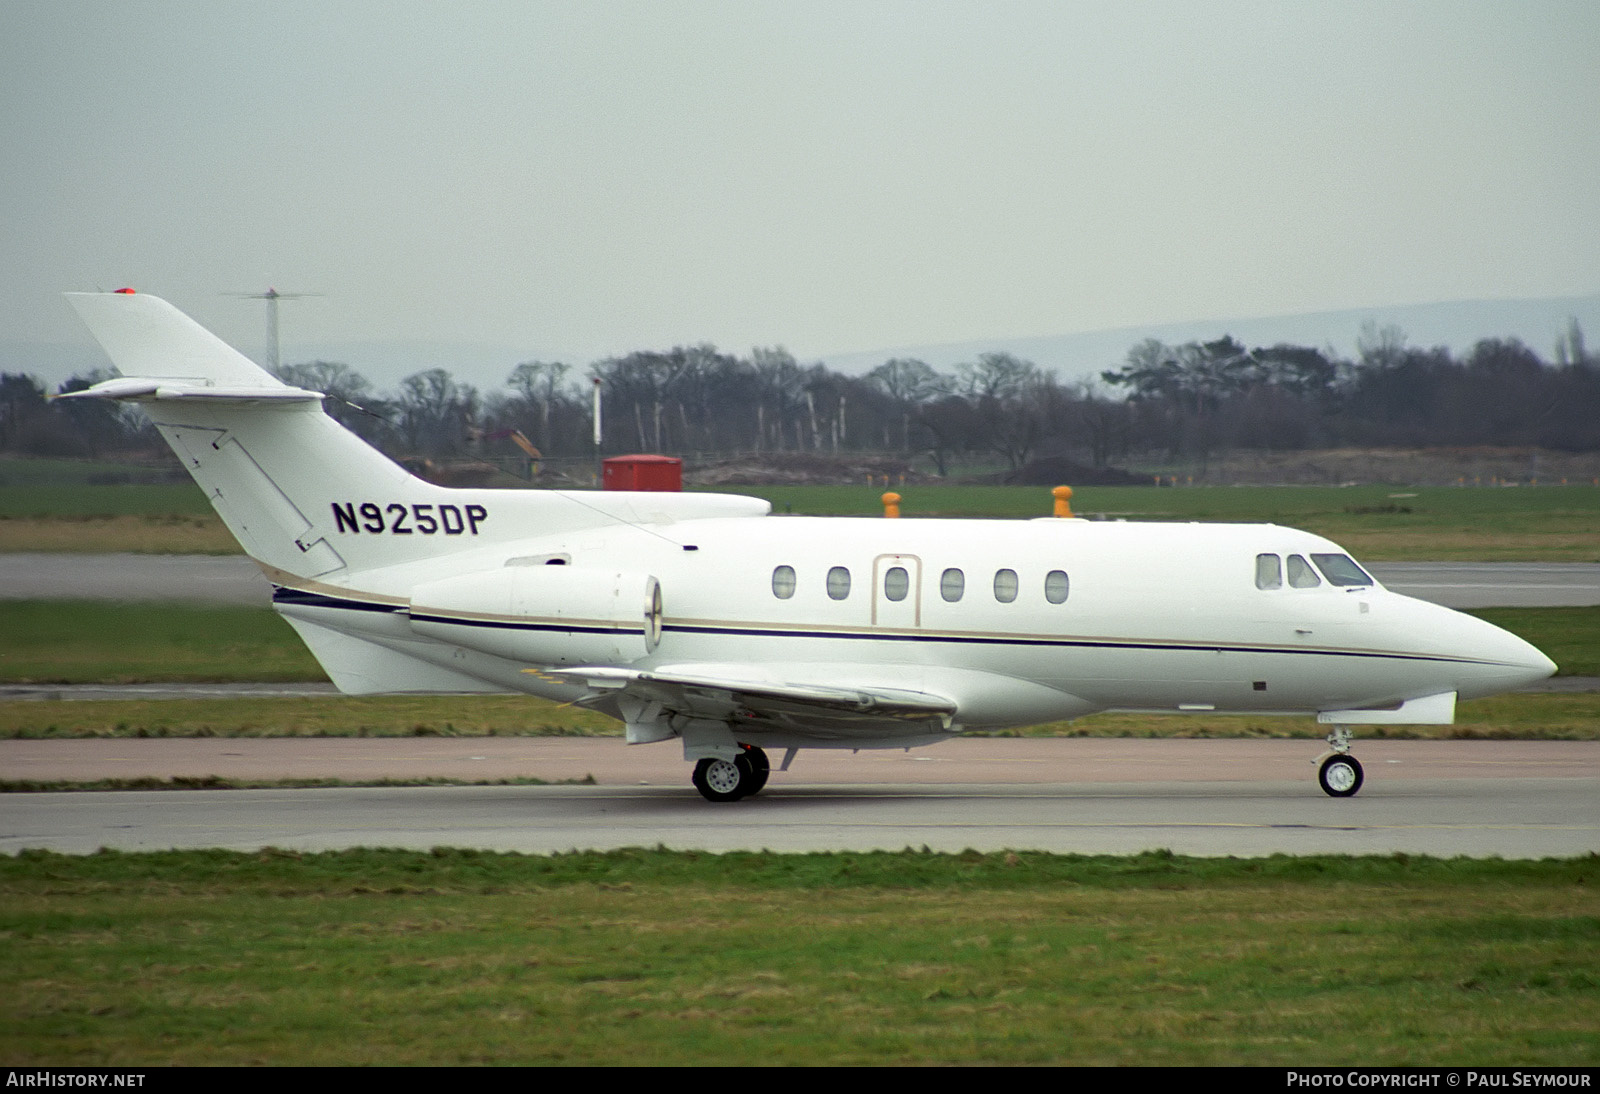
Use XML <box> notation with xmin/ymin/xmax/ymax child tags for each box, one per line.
<box><xmin>4</xmin><ymin>0</ymin><xmax>1597</xmax><ymax>368</ymax></box>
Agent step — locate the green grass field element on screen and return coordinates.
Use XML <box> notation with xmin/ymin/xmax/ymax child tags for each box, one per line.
<box><xmin>2</xmin><ymin>457</ymin><xmax>1597</xmax><ymax>559</ymax></box>
<box><xmin>0</xmin><ymin>456</ymin><xmax>186</xmax><ymax>488</ymax></box>
<box><xmin>722</xmin><ymin>480</ymin><xmax>1600</xmax><ymax>522</ymax></box>
<box><xmin>3</xmin><ymin>849</ymin><xmax>1595</xmax><ymax>1066</ymax></box>
<box><xmin>0</xmin><ymin>482</ymin><xmax>214</xmax><ymax>517</ymax></box>
<box><xmin>0</xmin><ymin>601</ymin><xmax>326</xmax><ymax>683</ymax></box>
<box><xmin>724</xmin><ymin>482</ymin><xmax>1600</xmax><ymax>561</ymax></box>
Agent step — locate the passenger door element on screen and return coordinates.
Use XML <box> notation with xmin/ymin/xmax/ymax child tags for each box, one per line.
<box><xmin>871</xmin><ymin>553</ymin><xmax>922</xmax><ymax>630</ymax></box>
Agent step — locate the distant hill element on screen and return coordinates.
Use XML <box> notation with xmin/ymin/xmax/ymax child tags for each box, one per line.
<box><xmin>821</xmin><ymin>294</ymin><xmax>1600</xmax><ymax>382</ymax></box>
<box><xmin>9</xmin><ymin>293</ymin><xmax>1596</xmax><ymax>393</ymax></box>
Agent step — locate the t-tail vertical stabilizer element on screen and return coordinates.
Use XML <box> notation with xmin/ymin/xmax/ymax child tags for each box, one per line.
<box><xmin>63</xmin><ymin>291</ymin><xmax>425</xmax><ymax>580</ymax></box>
<box><xmin>62</xmin><ymin>291</ymin><xmax>772</xmax><ymax>584</ymax></box>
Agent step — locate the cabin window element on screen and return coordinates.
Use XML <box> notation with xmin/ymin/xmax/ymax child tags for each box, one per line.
<box><xmin>1287</xmin><ymin>554</ymin><xmax>1321</xmax><ymax>588</ymax></box>
<box><xmin>772</xmin><ymin>565</ymin><xmax>796</xmax><ymax>599</ymax></box>
<box><xmin>1044</xmin><ymin>570</ymin><xmax>1069</xmax><ymax>604</ymax></box>
<box><xmin>826</xmin><ymin>566</ymin><xmax>852</xmax><ymax>600</ymax></box>
<box><xmin>1255</xmin><ymin>553</ymin><xmax>1282</xmax><ymax>590</ymax></box>
<box><xmin>1312</xmin><ymin>553</ymin><xmax>1374</xmax><ymax>587</ymax></box>
<box><xmin>940</xmin><ymin>568</ymin><xmax>965</xmax><ymax>602</ymax></box>
<box><xmin>993</xmin><ymin>568</ymin><xmax>1019</xmax><ymax>603</ymax></box>
<box><xmin>884</xmin><ymin>566</ymin><xmax>909</xmax><ymax>602</ymax></box>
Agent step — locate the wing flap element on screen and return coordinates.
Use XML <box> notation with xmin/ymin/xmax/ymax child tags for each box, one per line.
<box><xmin>530</xmin><ymin>663</ymin><xmax>958</xmax><ymax>738</ymax></box>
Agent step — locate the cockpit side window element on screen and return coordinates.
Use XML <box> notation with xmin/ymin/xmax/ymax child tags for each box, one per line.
<box><xmin>1286</xmin><ymin>554</ymin><xmax>1322</xmax><ymax>588</ymax></box>
<box><xmin>1255</xmin><ymin>553</ymin><xmax>1282</xmax><ymax>590</ymax></box>
<box><xmin>1312</xmin><ymin>553</ymin><xmax>1374</xmax><ymax>587</ymax></box>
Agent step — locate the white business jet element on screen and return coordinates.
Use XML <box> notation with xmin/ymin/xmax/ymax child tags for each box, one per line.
<box><xmin>62</xmin><ymin>291</ymin><xmax>1556</xmax><ymax>800</ymax></box>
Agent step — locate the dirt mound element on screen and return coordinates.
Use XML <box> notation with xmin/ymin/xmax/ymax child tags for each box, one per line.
<box><xmin>999</xmin><ymin>457</ymin><xmax>1150</xmax><ymax>487</ymax></box>
<box><xmin>687</xmin><ymin>453</ymin><xmax>926</xmax><ymax>486</ymax></box>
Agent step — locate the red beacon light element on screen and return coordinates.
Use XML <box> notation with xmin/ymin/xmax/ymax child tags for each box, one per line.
<box><xmin>114</xmin><ymin>287</ymin><xmax>136</xmax><ymax>294</ymax></box>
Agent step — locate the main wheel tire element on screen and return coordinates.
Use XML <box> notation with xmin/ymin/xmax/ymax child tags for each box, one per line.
<box><xmin>1318</xmin><ymin>754</ymin><xmax>1364</xmax><ymax>798</ymax></box>
<box><xmin>692</xmin><ymin>755</ymin><xmax>753</xmax><ymax>802</ymax></box>
<box><xmin>740</xmin><ymin>745</ymin><xmax>771</xmax><ymax>796</ymax></box>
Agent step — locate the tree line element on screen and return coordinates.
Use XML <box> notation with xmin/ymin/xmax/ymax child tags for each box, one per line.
<box><xmin>2</xmin><ymin>319</ymin><xmax>1594</xmax><ymax>472</ymax></box>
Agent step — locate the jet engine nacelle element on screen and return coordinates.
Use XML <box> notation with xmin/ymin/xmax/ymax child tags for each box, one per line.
<box><xmin>408</xmin><ymin>566</ymin><xmax>662</xmax><ymax>666</ymax></box>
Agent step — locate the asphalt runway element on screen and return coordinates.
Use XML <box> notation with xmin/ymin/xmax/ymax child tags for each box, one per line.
<box><xmin>2</xmin><ymin>554</ymin><xmax>1598</xmax><ymax>609</ymax></box>
<box><xmin>1366</xmin><ymin>561</ymin><xmax>1600</xmax><ymax>609</ymax></box>
<box><xmin>4</xmin><ymin>738</ymin><xmax>1596</xmax><ymax>857</ymax></box>
<box><xmin>0</xmin><ymin>553</ymin><xmax>271</xmax><ymax>604</ymax></box>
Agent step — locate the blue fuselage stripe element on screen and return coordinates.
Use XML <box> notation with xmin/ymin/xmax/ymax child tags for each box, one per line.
<box><xmin>272</xmin><ymin>586</ymin><xmax>1488</xmax><ymax>667</ymax></box>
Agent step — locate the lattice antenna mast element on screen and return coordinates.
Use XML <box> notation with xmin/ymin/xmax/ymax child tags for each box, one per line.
<box><xmin>224</xmin><ymin>287</ymin><xmax>320</xmax><ymax>374</ymax></box>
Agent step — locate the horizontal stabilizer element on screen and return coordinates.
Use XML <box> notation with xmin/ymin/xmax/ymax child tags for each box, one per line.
<box><xmin>54</xmin><ymin>377</ymin><xmax>321</xmax><ymax>403</ymax></box>
<box><xmin>66</xmin><ymin>291</ymin><xmax>288</xmax><ymax>389</ymax></box>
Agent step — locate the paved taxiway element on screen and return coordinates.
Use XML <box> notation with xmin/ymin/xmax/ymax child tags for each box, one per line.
<box><xmin>3</xmin><ymin>739</ymin><xmax>1595</xmax><ymax>858</ymax></box>
<box><xmin>3</xmin><ymin>554</ymin><xmax>1599</xmax><ymax>609</ymax></box>
<box><xmin>1368</xmin><ymin>561</ymin><xmax>1600</xmax><ymax>609</ymax></box>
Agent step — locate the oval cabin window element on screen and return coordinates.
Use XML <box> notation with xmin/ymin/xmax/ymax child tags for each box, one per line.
<box><xmin>772</xmin><ymin>565</ymin><xmax>796</xmax><ymax>599</ymax></box>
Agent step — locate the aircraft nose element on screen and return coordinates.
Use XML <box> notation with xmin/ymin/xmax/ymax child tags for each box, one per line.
<box><xmin>1451</xmin><ymin>611</ymin><xmax>1557</xmax><ymax>697</ymax></box>
<box><xmin>1510</xmin><ymin>637</ymin><xmax>1558</xmax><ymax>686</ymax></box>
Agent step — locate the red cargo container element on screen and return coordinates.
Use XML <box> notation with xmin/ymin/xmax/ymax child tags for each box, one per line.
<box><xmin>602</xmin><ymin>454</ymin><xmax>683</xmax><ymax>491</ymax></box>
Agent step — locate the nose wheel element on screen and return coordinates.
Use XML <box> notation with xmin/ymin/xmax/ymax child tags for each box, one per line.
<box><xmin>1315</xmin><ymin>726</ymin><xmax>1364</xmax><ymax>797</ymax></box>
<box><xmin>691</xmin><ymin>744</ymin><xmax>771</xmax><ymax>802</ymax></box>
<box><xmin>1318</xmin><ymin>753</ymin><xmax>1364</xmax><ymax>797</ymax></box>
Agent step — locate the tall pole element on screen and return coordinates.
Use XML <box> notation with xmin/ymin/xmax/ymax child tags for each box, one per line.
<box><xmin>225</xmin><ymin>288</ymin><xmax>317</xmax><ymax>375</ymax></box>
<box><xmin>592</xmin><ymin>377</ymin><xmax>603</xmax><ymax>486</ymax></box>
<box><xmin>265</xmin><ymin>288</ymin><xmax>280</xmax><ymax>374</ymax></box>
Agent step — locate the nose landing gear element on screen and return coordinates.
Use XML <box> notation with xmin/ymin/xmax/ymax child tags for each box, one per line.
<box><xmin>1315</xmin><ymin>726</ymin><xmax>1364</xmax><ymax>797</ymax></box>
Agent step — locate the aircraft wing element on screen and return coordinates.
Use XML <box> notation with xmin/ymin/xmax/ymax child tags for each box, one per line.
<box><xmin>529</xmin><ymin>663</ymin><xmax>959</xmax><ymax>738</ymax></box>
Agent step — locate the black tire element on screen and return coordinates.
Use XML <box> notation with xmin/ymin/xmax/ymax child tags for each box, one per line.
<box><xmin>740</xmin><ymin>745</ymin><xmax>771</xmax><ymax>796</ymax></box>
<box><xmin>692</xmin><ymin>755</ymin><xmax>752</xmax><ymax>802</ymax></box>
<box><xmin>1318</xmin><ymin>754</ymin><xmax>1364</xmax><ymax>798</ymax></box>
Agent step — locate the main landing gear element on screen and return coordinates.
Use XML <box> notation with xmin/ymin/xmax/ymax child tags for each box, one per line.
<box><xmin>691</xmin><ymin>744</ymin><xmax>771</xmax><ymax>802</ymax></box>
<box><xmin>1315</xmin><ymin>726</ymin><xmax>1364</xmax><ymax>797</ymax></box>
